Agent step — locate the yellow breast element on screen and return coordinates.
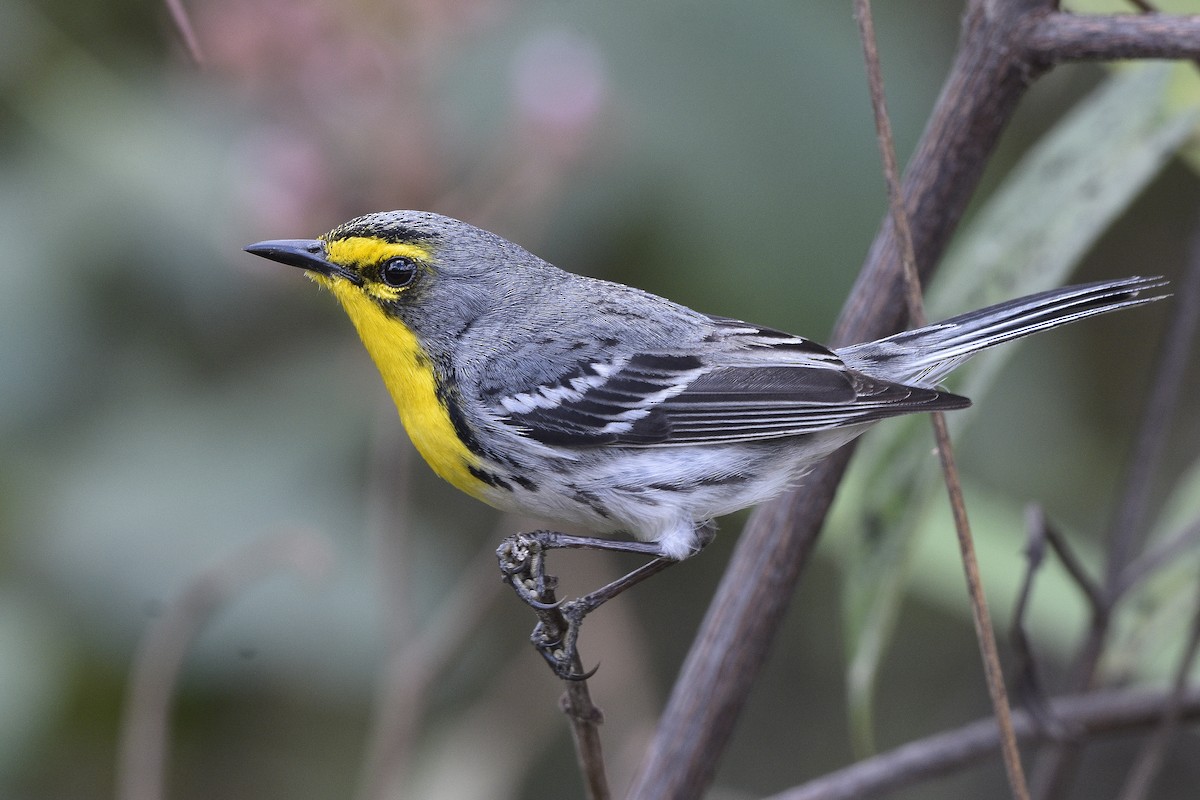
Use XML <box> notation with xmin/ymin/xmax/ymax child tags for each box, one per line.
<box><xmin>322</xmin><ymin>279</ymin><xmax>489</xmax><ymax>500</ymax></box>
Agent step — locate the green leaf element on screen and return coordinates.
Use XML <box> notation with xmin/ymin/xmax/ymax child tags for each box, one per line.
<box><xmin>829</xmin><ymin>63</ymin><xmax>1200</xmax><ymax>756</ymax></box>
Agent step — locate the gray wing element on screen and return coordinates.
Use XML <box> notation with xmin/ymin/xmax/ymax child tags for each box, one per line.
<box><xmin>488</xmin><ymin>319</ymin><xmax>969</xmax><ymax>448</ymax></box>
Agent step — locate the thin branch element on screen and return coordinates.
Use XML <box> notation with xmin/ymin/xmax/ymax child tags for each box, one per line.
<box><xmin>1117</xmin><ymin>574</ymin><xmax>1200</xmax><ymax>800</ymax></box>
<box><xmin>1119</xmin><ymin>519</ymin><xmax>1200</xmax><ymax>595</ymax></box>
<box><xmin>856</xmin><ymin>2</ymin><xmax>1029</xmax><ymax>797</ymax></box>
<box><xmin>627</xmin><ymin>3</ymin><xmax>1060</xmax><ymax>796</ymax></box>
<box><xmin>496</xmin><ymin>535</ymin><xmax>611</xmax><ymax>800</ymax></box>
<box><xmin>560</xmin><ymin>669</ymin><xmax>610</xmax><ymax>800</ymax></box>
<box><xmin>1035</xmin><ymin>191</ymin><xmax>1200</xmax><ymax>800</ymax></box>
<box><xmin>855</xmin><ymin>0</ymin><xmax>924</xmax><ymax>330</ymax></box>
<box><xmin>1026</xmin><ymin>13</ymin><xmax>1200</xmax><ymax>62</ymax></box>
<box><xmin>929</xmin><ymin>414</ymin><xmax>1032</xmax><ymax>799</ymax></box>
<box><xmin>162</xmin><ymin>0</ymin><xmax>204</xmax><ymax>65</ymax></box>
<box><xmin>1103</xmin><ymin>211</ymin><xmax>1200</xmax><ymax>600</ymax></box>
<box><xmin>1040</xmin><ymin>510</ymin><xmax>1106</xmax><ymax>616</ymax></box>
<box><xmin>763</xmin><ymin>687</ymin><xmax>1200</xmax><ymax>800</ymax></box>
<box><xmin>116</xmin><ymin>530</ymin><xmax>333</xmax><ymax>800</ymax></box>
<box><xmin>1106</xmin><ymin>201</ymin><xmax>1200</xmax><ymax>602</ymax></box>
<box><xmin>1133</xmin><ymin>0</ymin><xmax>1200</xmax><ymax>76</ymax></box>
<box><xmin>835</xmin><ymin>0</ymin><xmax>1055</xmax><ymax>346</ymax></box>
<box><xmin>1010</xmin><ymin>507</ymin><xmax>1070</xmax><ymax>741</ymax></box>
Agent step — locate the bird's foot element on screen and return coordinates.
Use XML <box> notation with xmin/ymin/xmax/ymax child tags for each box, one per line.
<box><xmin>496</xmin><ymin>530</ymin><xmax>679</xmax><ymax>679</ymax></box>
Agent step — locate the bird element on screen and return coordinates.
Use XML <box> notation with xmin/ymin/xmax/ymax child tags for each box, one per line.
<box><xmin>246</xmin><ymin>210</ymin><xmax>1165</xmax><ymax>672</ymax></box>
<box><xmin>246</xmin><ymin>210</ymin><xmax>1165</xmax><ymax>560</ymax></box>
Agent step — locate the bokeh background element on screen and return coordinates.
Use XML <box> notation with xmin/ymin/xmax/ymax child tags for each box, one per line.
<box><xmin>2</xmin><ymin>0</ymin><xmax>1199</xmax><ymax>798</ymax></box>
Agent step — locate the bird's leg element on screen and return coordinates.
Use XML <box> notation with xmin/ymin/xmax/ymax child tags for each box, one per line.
<box><xmin>552</xmin><ymin>557</ymin><xmax>677</xmax><ymax>676</ymax></box>
<box><xmin>496</xmin><ymin>527</ymin><xmax>713</xmax><ymax>679</ymax></box>
<box><xmin>497</xmin><ymin>530</ymin><xmax>665</xmax><ymax>612</ymax></box>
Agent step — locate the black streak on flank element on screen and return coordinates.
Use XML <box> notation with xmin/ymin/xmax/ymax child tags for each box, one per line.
<box><xmin>468</xmin><ymin>465</ymin><xmax>513</xmax><ymax>492</ymax></box>
<box><xmin>436</xmin><ymin>376</ymin><xmax>528</xmax><ymax>467</ymax></box>
<box><xmin>646</xmin><ymin>472</ymin><xmax>748</xmax><ymax>492</ymax></box>
<box><xmin>439</xmin><ymin>388</ymin><xmax>487</xmax><ymax>458</ymax></box>
<box><xmin>570</xmin><ymin>486</ymin><xmax>612</xmax><ymax>519</ymax></box>
<box><xmin>511</xmin><ymin>474</ymin><xmax>539</xmax><ymax>492</ymax></box>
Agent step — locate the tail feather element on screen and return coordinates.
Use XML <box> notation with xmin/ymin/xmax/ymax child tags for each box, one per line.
<box><xmin>838</xmin><ymin>276</ymin><xmax>1168</xmax><ymax>386</ymax></box>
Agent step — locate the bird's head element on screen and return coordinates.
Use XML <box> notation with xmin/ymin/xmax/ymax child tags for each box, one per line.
<box><xmin>246</xmin><ymin>210</ymin><xmax>552</xmax><ymax>352</ymax></box>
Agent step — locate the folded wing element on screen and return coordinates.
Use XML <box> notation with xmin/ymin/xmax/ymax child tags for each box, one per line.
<box><xmin>492</xmin><ymin>332</ymin><xmax>968</xmax><ymax>448</ymax></box>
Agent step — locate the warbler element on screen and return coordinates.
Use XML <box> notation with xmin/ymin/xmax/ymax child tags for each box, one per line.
<box><xmin>246</xmin><ymin>210</ymin><xmax>1165</xmax><ymax>562</ymax></box>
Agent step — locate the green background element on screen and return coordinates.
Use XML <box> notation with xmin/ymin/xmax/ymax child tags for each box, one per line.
<box><xmin>2</xmin><ymin>0</ymin><xmax>1197</xmax><ymax>798</ymax></box>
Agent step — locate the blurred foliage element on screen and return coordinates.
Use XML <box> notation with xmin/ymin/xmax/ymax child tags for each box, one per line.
<box><xmin>831</xmin><ymin>62</ymin><xmax>1200</xmax><ymax>756</ymax></box>
<box><xmin>1</xmin><ymin>0</ymin><xmax>1197</xmax><ymax>799</ymax></box>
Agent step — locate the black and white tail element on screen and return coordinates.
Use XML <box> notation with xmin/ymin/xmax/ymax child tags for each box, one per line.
<box><xmin>838</xmin><ymin>276</ymin><xmax>1168</xmax><ymax>387</ymax></box>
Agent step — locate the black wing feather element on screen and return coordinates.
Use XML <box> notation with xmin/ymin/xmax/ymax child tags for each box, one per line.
<box><xmin>495</xmin><ymin>344</ymin><xmax>968</xmax><ymax>448</ymax></box>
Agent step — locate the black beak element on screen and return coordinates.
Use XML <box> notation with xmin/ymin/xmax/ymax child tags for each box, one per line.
<box><xmin>245</xmin><ymin>239</ymin><xmax>335</xmax><ymax>275</ymax></box>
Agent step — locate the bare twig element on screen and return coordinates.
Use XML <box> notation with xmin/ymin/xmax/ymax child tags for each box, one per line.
<box><xmin>1103</xmin><ymin>214</ymin><xmax>1200</xmax><ymax>602</ymax></box>
<box><xmin>836</xmin><ymin>0</ymin><xmax>1057</xmax><ymax>347</ymax></box>
<box><xmin>560</xmin><ymin>669</ymin><xmax>610</xmax><ymax>800</ymax></box>
<box><xmin>1117</xmin><ymin>574</ymin><xmax>1200</xmax><ymax>800</ymax></box>
<box><xmin>117</xmin><ymin>530</ymin><xmax>333</xmax><ymax>800</ymax></box>
<box><xmin>628</xmin><ymin>3</ymin><xmax>1060</xmax><ymax>796</ymax></box>
<box><xmin>1012</xmin><ymin>509</ymin><xmax>1047</xmax><ymax>710</ymax></box>
<box><xmin>1015</xmin><ymin>502</ymin><xmax>1107</xmax><ymax>735</ymax></box>
<box><xmin>856</xmin><ymin>2</ymin><xmax>1029</xmax><ymax>797</ymax></box>
<box><xmin>1010</xmin><ymin>507</ymin><xmax>1070</xmax><ymax>740</ymax></box>
<box><xmin>1039</xmin><ymin>509</ymin><xmax>1106</xmax><ymax>616</ymax></box>
<box><xmin>929</xmin><ymin>417</ymin><xmax>1032</xmax><ymax>800</ymax></box>
<box><xmin>763</xmin><ymin>687</ymin><xmax>1200</xmax><ymax>800</ymax></box>
<box><xmin>629</xmin><ymin>4</ymin><xmax>1200</xmax><ymax>797</ymax></box>
<box><xmin>1026</xmin><ymin>13</ymin><xmax>1200</xmax><ymax>63</ymax></box>
<box><xmin>1132</xmin><ymin>0</ymin><xmax>1200</xmax><ymax>76</ymax></box>
<box><xmin>1035</xmin><ymin>196</ymin><xmax>1200</xmax><ymax>799</ymax></box>
<box><xmin>854</xmin><ymin>0</ymin><xmax>923</xmax><ymax>329</ymax></box>
<box><xmin>162</xmin><ymin>0</ymin><xmax>204</xmax><ymax>65</ymax></box>
<box><xmin>1119</xmin><ymin>519</ymin><xmax>1200</xmax><ymax>595</ymax></box>
<box><xmin>496</xmin><ymin>535</ymin><xmax>611</xmax><ymax>800</ymax></box>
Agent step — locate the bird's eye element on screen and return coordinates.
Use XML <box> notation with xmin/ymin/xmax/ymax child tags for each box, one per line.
<box><xmin>379</xmin><ymin>257</ymin><xmax>418</xmax><ymax>288</ymax></box>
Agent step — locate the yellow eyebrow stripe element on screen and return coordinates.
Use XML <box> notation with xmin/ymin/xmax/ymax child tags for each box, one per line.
<box><xmin>323</xmin><ymin>236</ymin><xmax>433</xmax><ymax>266</ymax></box>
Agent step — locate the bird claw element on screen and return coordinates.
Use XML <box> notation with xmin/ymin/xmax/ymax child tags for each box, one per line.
<box><xmin>496</xmin><ymin>529</ymin><xmax>684</xmax><ymax>680</ymax></box>
<box><xmin>496</xmin><ymin>530</ymin><xmax>608</xmax><ymax>679</ymax></box>
<box><xmin>556</xmin><ymin>658</ymin><xmax>601</xmax><ymax>682</ymax></box>
<box><xmin>526</xmin><ymin>594</ymin><xmax>565</xmax><ymax>611</ymax></box>
<box><xmin>498</xmin><ymin>533</ymin><xmax>566</xmax><ymax>672</ymax></box>
<box><xmin>530</xmin><ymin>614</ymin><xmax>598</xmax><ymax>680</ymax></box>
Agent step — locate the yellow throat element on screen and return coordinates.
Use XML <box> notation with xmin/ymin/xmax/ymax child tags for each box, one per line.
<box><xmin>313</xmin><ymin>243</ymin><xmax>488</xmax><ymax>500</ymax></box>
